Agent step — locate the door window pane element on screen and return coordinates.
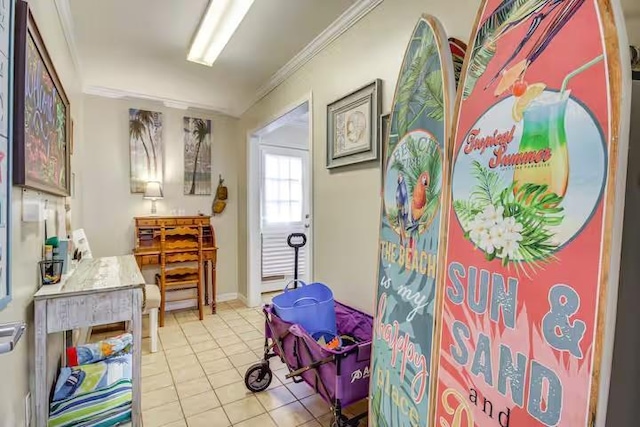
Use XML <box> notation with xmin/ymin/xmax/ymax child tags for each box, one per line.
<box><xmin>263</xmin><ymin>153</ymin><xmax>303</xmax><ymax>224</ymax></box>
<box><xmin>290</xmin><ymin>158</ymin><xmax>301</xmax><ymax>180</ymax></box>
<box><xmin>265</xmin><ymin>178</ymin><xmax>278</xmax><ymax>201</ymax></box>
<box><xmin>265</xmin><ymin>155</ymin><xmax>279</xmax><ymax>178</ymax></box>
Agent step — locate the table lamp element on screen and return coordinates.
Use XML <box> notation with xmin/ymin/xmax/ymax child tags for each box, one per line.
<box><xmin>144</xmin><ymin>181</ymin><xmax>163</xmax><ymax>215</ymax></box>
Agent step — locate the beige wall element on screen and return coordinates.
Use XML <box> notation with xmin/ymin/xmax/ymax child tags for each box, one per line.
<box><xmin>0</xmin><ymin>0</ymin><xmax>83</xmax><ymax>425</ymax></box>
<box><xmin>237</xmin><ymin>0</ymin><xmax>639</xmax><ymax>314</ymax></box>
<box><xmin>80</xmin><ymin>95</ymin><xmax>239</xmax><ymax>296</ymax></box>
<box><xmin>237</xmin><ymin>0</ymin><xmax>478</xmax><ymax>313</ymax></box>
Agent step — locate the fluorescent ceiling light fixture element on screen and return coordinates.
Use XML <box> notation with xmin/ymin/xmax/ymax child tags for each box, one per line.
<box><xmin>188</xmin><ymin>0</ymin><xmax>255</xmax><ymax>66</ymax></box>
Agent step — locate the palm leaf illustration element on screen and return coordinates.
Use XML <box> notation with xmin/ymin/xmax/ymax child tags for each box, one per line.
<box><xmin>418</xmin><ymin>69</ymin><xmax>445</xmax><ymax>122</ymax></box>
<box><xmin>469</xmin><ymin>159</ymin><xmax>502</xmax><ymax>206</ymax></box>
<box><xmin>454</xmin><ymin>199</ymin><xmax>483</xmax><ymax>223</ymax></box>
<box><xmin>395</xmin><ymin>23</ymin><xmax>444</xmax><ymax>136</ymax></box>
<box><xmin>463</xmin><ymin>0</ymin><xmax>549</xmax><ymax>98</ymax></box>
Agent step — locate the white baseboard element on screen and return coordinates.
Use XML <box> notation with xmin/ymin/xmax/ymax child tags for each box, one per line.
<box><xmin>238</xmin><ymin>293</ymin><xmax>248</xmax><ymax>306</ymax></box>
<box><xmin>165</xmin><ymin>293</ymin><xmax>239</xmax><ymax>312</ymax></box>
<box><xmin>217</xmin><ymin>293</ymin><xmax>238</xmax><ymax>302</ymax></box>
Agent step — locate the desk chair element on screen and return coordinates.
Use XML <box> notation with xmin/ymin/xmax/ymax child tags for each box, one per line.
<box><xmin>156</xmin><ymin>225</ymin><xmax>204</xmax><ymax>326</ymax></box>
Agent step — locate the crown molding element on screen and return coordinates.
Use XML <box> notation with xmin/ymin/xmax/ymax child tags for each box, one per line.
<box><xmin>243</xmin><ymin>0</ymin><xmax>384</xmax><ymax>114</ymax></box>
<box><xmin>83</xmin><ymin>85</ymin><xmax>235</xmax><ymax>116</ymax></box>
<box><xmin>54</xmin><ymin>0</ymin><xmax>83</xmax><ymax>84</ymax></box>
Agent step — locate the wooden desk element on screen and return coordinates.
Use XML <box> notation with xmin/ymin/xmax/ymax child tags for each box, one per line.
<box><xmin>34</xmin><ymin>255</ymin><xmax>144</xmax><ymax>427</ymax></box>
<box><xmin>132</xmin><ymin>216</ymin><xmax>218</xmax><ymax>312</ymax></box>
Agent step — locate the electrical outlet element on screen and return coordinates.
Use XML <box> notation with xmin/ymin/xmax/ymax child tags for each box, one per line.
<box><xmin>24</xmin><ymin>392</ymin><xmax>31</xmax><ymax>427</ymax></box>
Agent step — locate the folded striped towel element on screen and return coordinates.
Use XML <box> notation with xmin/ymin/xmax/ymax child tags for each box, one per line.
<box><xmin>49</xmin><ymin>378</ymin><xmax>132</xmax><ymax>427</ymax></box>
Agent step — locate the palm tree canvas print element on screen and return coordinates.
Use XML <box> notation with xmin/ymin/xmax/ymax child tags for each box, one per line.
<box><xmin>129</xmin><ymin>109</ymin><xmax>163</xmax><ymax>193</ymax></box>
<box><xmin>183</xmin><ymin>117</ymin><xmax>212</xmax><ymax>195</ymax></box>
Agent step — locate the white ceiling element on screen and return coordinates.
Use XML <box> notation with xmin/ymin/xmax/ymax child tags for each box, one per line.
<box><xmin>66</xmin><ymin>0</ymin><xmax>358</xmax><ymax>116</ymax></box>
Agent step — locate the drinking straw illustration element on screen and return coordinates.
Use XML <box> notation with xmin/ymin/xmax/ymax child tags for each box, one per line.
<box><xmin>560</xmin><ymin>54</ymin><xmax>604</xmax><ymax>93</ymax></box>
<box><xmin>485</xmin><ymin>0</ymin><xmax>586</xmax><ymax>90</ymax></box>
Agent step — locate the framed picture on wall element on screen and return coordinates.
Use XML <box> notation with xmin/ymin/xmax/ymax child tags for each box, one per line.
<box><xmin>129</xmin><ymin>108</ymin><xmax>163</xmax><ymax>193</ymax></box>
<box><xmin>326</xmin><ymin>79</ymin><xmax>381</xmax><ymax>169</ymax></box>
<box><xmin>183</xmin><ymin>117</ymin><xmax>212</xmax><ymax>195</ymax></box>
<box><xmin>13</xmin><ymin>0</ymin><xmax>71</xmax><ymax>197</ymax></box>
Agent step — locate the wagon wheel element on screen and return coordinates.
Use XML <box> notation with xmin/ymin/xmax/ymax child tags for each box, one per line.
<box><xmin>331</xmin><ymin>414</ymin><xmax>351</xmax><ymax>427</ymax></box>
<box><xmin>244</xmin><ymin>362</ymin><xmax>272</xmax><ymax>392</ymax></box>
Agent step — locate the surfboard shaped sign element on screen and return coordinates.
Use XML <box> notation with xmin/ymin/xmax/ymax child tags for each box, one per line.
<box><xmin>433</xmin><ymin>0</ymin><xmax>630</xmax><ymax>425</ymax></box>
<box><xmin>369</xmin><ymin>15</ymin><xmax>456</xmax><ymax>427</ymax></box>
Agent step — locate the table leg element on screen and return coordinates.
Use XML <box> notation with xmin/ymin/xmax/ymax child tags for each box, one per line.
<box><xmin>204</xmin><ymin>260</ymin><xmax>209</xmax><ymax>306</ymax></box>
<box><xmin>35</xmin><ymin>300</ymin><xmax>48</xmax><ymax>427</ymax></box>
<box><xmin>131</xmin><ymin>288</ymin><xmax>143</xmax><ymax>426</ymax></box>
<box><xmin>211</xmin><ymin>264</ymin><xmax>217</xmax><ymax>314</ymax></box>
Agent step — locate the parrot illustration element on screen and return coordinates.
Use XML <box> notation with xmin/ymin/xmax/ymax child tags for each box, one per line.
<box><xmin>395</xmin><ymin>173</ymin><xmax>409</xmax><ymax>245</ymax></box>
<box><xmin>407</xmin><ymin>171</ymin><xmax>431</xmax><ymax>262</ymax></box>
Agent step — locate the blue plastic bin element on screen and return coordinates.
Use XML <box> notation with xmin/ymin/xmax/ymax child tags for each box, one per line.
<box><xmin>272</xmin><ymin>281</ymin><xmax>337</xmax><ymax>335</ymax></box>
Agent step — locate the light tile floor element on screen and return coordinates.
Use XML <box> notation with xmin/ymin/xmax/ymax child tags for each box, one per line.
<box><xmin>93</xmin><ymin>296</ymin><xmax>368</xmax><ymax>427</ymax></box>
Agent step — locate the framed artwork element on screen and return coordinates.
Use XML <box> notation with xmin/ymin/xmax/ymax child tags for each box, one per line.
<box><xmin>129</xmin><ymin>108</ymin><xmax>163</xmax><ymax>193</ymax></box>
<box><xmin>13</xmin><ymin>0</ymin><xmax>70</xmax><ymax>197</ymax></box>
<box><xmin>183</xmin><ymin>117</ymin><xmax>212</xmax><ymax>195</ymax></box>
<box><xmin>0</xmin><ymin>0</ymin><xmax>12</xmax><ymax>310</ymax></box>
<box><xmin>70</xmin><ymin>118</ymin><xmax>74</xmax><ymax>155</ymax></box>
<box><xmin>326</xmin><ymin>79</ymin><xmax>381</xmax><ymax>168</ymax></box>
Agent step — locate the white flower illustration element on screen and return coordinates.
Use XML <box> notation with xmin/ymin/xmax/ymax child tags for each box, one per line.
<box><xmin>503</xmin><ymin>216</ymin><xmax>523</xmax><ymax>235</ymax></box>
<box><xmin>480</xmin><ymin>205</ymin><xmax>504</xmax><ymax>225</ymax></box>
<box><xmin>489</xmin><ymin>223</ymin><xmax>506</xmax><ymax>251</ymax></box>
<box><xmin>478</xmin><ymin>232</ymin><xmax>496</xmax><ymax>254</ymax></box>
<box><xmin>469</xmin><ymin>218</ymin><xmax>490</xmax><ymax>245</ymax></box>
<box><xmin>501</xmin><ymin>238</ymin><xmax>520</xmax><ymax>258</ymax></box>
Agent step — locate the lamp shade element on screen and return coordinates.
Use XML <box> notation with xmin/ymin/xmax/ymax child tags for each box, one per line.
<box><xmin>144</xmin><ymin>181</ymin><xmax>164</xmax><ymax>200</ymax></box>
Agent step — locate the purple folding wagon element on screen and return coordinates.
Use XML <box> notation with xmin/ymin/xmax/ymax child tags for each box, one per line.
<box><xmin>244</xmin><ymin>301</ymin><xmax>373</xmax><ymax>427</ymax></box>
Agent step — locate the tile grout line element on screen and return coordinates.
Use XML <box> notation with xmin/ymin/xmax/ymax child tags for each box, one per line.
<box><xmin>148</xmin><ymin>302</ymin><xmax>337</xmax><ymax>427</ymax></box>
<box><xmin>175</xmin><ymin>309</ymin><xmax>218</xmax><ymax>425</ymax></box>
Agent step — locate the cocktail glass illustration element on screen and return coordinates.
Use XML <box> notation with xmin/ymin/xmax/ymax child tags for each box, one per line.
<box><xmin>513</xmin><ymin>90</ymin><xmax>570</xmax><ymax>198</ymax></box>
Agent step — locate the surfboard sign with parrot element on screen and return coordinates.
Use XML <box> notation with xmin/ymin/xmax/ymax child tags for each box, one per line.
<box><xmin>370</xmin><ymin>15</ymin><xmax>456</xmax><ymax>427</ymax></box>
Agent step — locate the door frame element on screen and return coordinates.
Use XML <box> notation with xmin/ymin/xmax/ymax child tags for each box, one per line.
<box><xmin>247</xmin><ymin>93</ymin><xmax>314</xmax><ymax>307</ymax></box>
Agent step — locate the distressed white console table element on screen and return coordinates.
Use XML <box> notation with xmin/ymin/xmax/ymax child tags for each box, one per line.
<box><xmin>34</xmin><ymin>255</ymin><xmax>144</xmax><ymax>427</ymax></box>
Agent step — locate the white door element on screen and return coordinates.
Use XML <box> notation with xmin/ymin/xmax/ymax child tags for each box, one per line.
<box><xmin>260</xmin><ymin>145</ymin><xmax>311</xmax><ymax>293</ymax></box>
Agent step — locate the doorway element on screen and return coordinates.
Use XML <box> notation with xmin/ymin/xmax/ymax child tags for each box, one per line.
<box><xmin>248</xmin><ymin>98</ymin><xmax>312</xmax><ymax>306</ymax></box>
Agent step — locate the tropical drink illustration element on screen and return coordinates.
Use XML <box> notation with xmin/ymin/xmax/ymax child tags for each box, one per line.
<box><xmin>513</xmin><ymin>90</ymin><xmax>570</xmax><ymax>198</ymax></box>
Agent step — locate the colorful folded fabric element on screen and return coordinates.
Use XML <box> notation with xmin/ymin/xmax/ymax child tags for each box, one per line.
<box><xmin>48</xmin><ymin>378</ymin><xmax>132</xmax><ymax>427</ymax></box>
<box><xmin>66</xmin><ymin>333</ymin><xmax>133</xmax><ymax>367</ymax></box>
<box><xmin>53</xmin><ymin>354</ymin><xmax>132</xmax><ymax>403</ymax></box>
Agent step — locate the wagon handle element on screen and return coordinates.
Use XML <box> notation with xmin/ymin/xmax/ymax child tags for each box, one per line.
<box><xmin>287</xmin><ymin>233</ymin><xmax>307</xmax><ymax>286</ymax></box>
<box><xmin>287</xmin><ymin>233</ymin><xmax>307</xmax><ymax>248</ymax></box>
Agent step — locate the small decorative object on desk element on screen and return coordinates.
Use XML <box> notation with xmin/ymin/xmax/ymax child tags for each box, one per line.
<box><xmin>38</xmin><ymin>260</ymin><xmax>63</xmax><ymax>285</ymax></box>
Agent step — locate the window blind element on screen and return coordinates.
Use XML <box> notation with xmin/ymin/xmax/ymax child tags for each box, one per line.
<box><xmin>261</xmin><ymin>231</ymin><xmax>306</xmax><ymax>280</ymax></box>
